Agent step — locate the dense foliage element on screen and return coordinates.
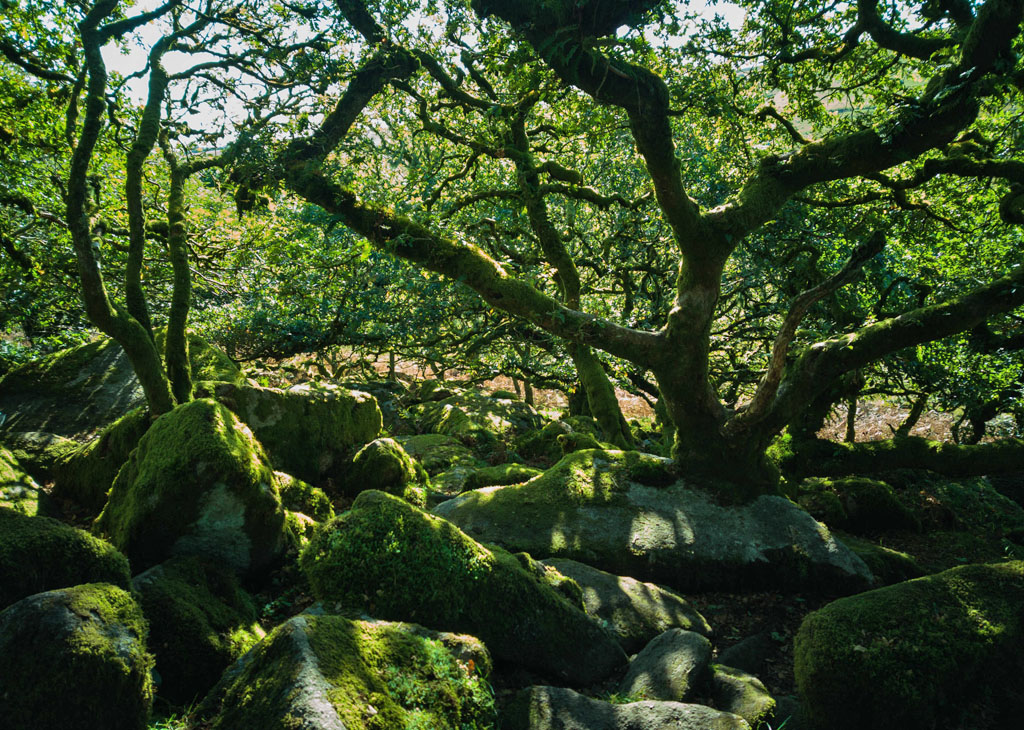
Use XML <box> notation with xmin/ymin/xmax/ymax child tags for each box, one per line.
<box><xmin>1</xmin><ymin>0</ymin><xmax>1022</xmax><ymax>491</ymax></box>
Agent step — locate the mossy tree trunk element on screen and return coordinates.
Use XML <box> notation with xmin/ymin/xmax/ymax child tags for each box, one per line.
<box><xmin>275</xmin><ymin>0</ymin><xmax>1024</xmax><ymax>495</ymax></box>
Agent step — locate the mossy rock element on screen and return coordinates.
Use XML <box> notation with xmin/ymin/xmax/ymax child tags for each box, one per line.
<box><xmin>210</xmin><ymin>381</ymin><xmax>382</xmax><ymax>484</ymax></box>
<box><xmin>93</xmin><ymin>398</ymin><xmax>289</xmax><ymax>577</ymax></box>
<box><xmin>0</xmin><ymin>445</ymin><xmax>54</xmax><ymax>516</ymax></box>
<box><xmin>300</xmin><ymin>490</ymin><xmax>626</xmax><ymax>685</ymax></box>
<box><xmin>274</xmin><ymin>471</ymin><xmax>334</xmax><ymax>522</ymax></box>
<box><xmin>794</xmin><ymin>561</ymin><xmax>1024</xmax><ymax>730</ymax></box>
<box><xmin>836</xmin><ymin>533</ymin><xmax>924</xmax><ymax>586</ymax></box>
<box><xmin>408</xmin><ymin>388</ymin><xmax>544</xmax><ymax>445</ymax></box>
<box><xmin>515</xmin><ymin>417</ymin><xmax>602</xmax><ymax>466</ymax></box>
<box><xmin>51</xmin><ymin>406</ymin><xmax>151</xmax><ymax>514</ymax></box>
<box><xmin>797</xmin><ymin>477</ymin><xmax>920</xmax><ymax>535</ymax></box>
<box><xmin>502</xmin><ymin>685</ymin><xmax>751</xmax><ymax>730</ymax></box>
<box><xmin>345</xmin><ymin>437</ymin><xmax>420</xmax><ymax>497</ymax></box>
<box><xmin>1</xmin><ymin>430</ymin><xmax>78</xmax><ymax>482</ymax></box>
<box><xmin>434</xmin><ymin>449</ymin><xmax>872</xmax><ymax>594</ymax></box>
<box><xmin>0</xmin><ymin>507</ymin><xmax>130</xmax><ymax>610</ymax></box>
<box><xmin>132</xmin><ymin>555</ymin><xmax>265</xmax><ymax>705</ymax></box>
<box><xmin>464</xmin><ymin>463</ymin><xmax>543</xmax><ymax>490</ymax></box>
<box><xmin>0</xmin><ymin>583</ymin><xmax>153</xmax><ymax>730</ymax></box>
<box><xmin>0</xmin><ymin>332</ymin><xmax>239</xmax><ymax>440</ymax></box>
<box><xmin>200</xmin><ymin>614</ymin><xmax>496</xmax><ymax>730</ymax></box>
<box><xmin>397</xmin><ymin>433</ymin><xmax>483</xmax><ymax>474</ymax></box>
<box><xmin>709</xmin><ymin>664</ymin><xmax>776</xmax><ymax>730</ymax></box>
<box><xmin>541</xmin><ymin>557</ymin><xmax>712</xmax><ymax>653</ymax></box>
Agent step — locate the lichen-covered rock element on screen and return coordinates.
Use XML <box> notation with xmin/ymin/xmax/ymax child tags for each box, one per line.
<box><xmin>209</xmin><ymin>381</ymin><xmax>381</xmax><ymax>484</ymax></box>
<box><xmin>0</xmin><ymin>583</ymin><xmax>153</xmax><ymax>730</ymax></box>
<box><xmin>619</xmin><ymin>629</ymin><xmax>712</xmax><ymax>702</ymax></box>
<box><xmin>345</xmin><ymin>437</ymin><xmax>423</xmax><ymax>498</ymax></box>
<box><xmin>275</xmin><ymin>471</ymin><xmax>334</xmax><ymax>522</ymax></box>
<box><xmin>93</xmin><ymin>399</ymin><xmax>289</xmax><ymax>577</ymax></box>
<box><xmin>502</xmin><ymin>686</ymin><xmax>751</xmax><ymax>730</ymax></box>
<box><xmin>51</xmin><ymin>406</ymin><xmax>150</xmax><ymax>513</ymax></box>
<box><xmin>797</xmin><ymin>477</ymin><xmax>920</xmax><ymax>535</ymax></box>
<box><xmin>794</xmin><ymin>561</ymin><xmax>1024</xmax><ymax>730</ymax></box>
<box><xmin>434</xmin><ymin>449</ymin><xmax>872</xmax><ymax>593</ymax></box>
<box><xmin>540</xmin><ymin>558</ymin><xmax>712</xmax><ymax>653</ymax></box>
<box><xmin>709</xmin><ymin>665</ymin><xmax>776</xmax><ymax>729</ymax></box>
<box><xmin>200</xmin><ymin>614</ymin><xmax>496</xmax><ymax>730</ymax></box>
<box><xmin>409</xmin><ymin>388</ymin><xmax>544</xmax><ymax>445</ymax></box>
<box><xmin>0</xmin><ymin>445</ymin><xmax>51</xmax><ymax>516</ymax></box>
<box><xmin>132</xmin><ymin>555</ymin><xmax>265</xmax><ymax>705</ymax></box>
<box><xmin>465</xmin><ymin>463</ymin><xmax>544</xmax><ymax>490</ymax></box>
<box><xmin>0</xmin><ymin>507</ymin><xmax>130</xmax><ymax>610</ymax></box>
<box><xmin>300</xmin><ymin>490</ymin><xmax>626</xmax><ymax>685</ymax></box>
<box><xmin>0</xmin><ymin>333</ymin><xmax>240</xmax><ymax>440</ymax></box>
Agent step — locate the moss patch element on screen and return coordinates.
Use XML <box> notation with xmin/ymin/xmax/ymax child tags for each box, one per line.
<box><xmin>133</xmin><ymin>555</ymin><xmax>265</xmax><ymax>705</ymax></box>
<box><xmin>464</xmin><ymin>463</ymin><xmax>543</xmax><ymax>490</ymax></box>
<box><xmin>212</xmin><ymin>382</ymin><xmax>382</xmax><ymax>484</ymax></box>
<box><xmin>0</xmin><ymin>507</ymin><xmax>130</xmax><ymax>610</ymax></box>
<box><xmin>300</xmin><ymin>490</ymin><xmax>625</xmax><ymax>685</ymax></box>
<box><xmin>205</xmin><ymin>615</ymin><xmax>495</xmax><ymax>730</ymax></box>
<box><xmin>274</xmin><ymin>471</ymin><xmax>334</xmax><ymax>522</ymax></box>
<box><xmin>797</xmin><ymin>477</ymin><xmax>920</xmax><ymax>535</ymax></box>
<box><xmin>52</xmin><ymin>407</ymin><xmax>151</xmax><ymax>513</ymax></box>
<box><xmin>0</xmin><ymin>582</ymin><xmax>153</xmax><ymax>730</ymax></box>
<box><xmin>0</xmin><ymin>445</ymin><xmax>51</xmax><ymax>516</ymax></box>
<box><xmin>93</xmin><ymin>398</ymin><xmax>288</xmax><ymax>577</ymax></box>
<box><xmin>795</xmin><ymin>561</ymin><xmax>1024</xmax><ymax>730</ymax></box>
<box><xmin>345</xmin><ymin>437</ymin><xmax>421</xmax><ymax>497</ymax></box>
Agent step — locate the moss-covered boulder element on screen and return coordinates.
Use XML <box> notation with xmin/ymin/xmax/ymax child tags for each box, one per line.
<box><xmin>209</xmin><ymin>381</ymin><xmax>381</xmax><ymax>484</ymax></box>
<box><xmin>515</xmin><ymin>417</ymin><xmax>602</xmax><ymax>465</ymax></box>
<box><xmin>132</xmin><ymin>555</ymin><xmax>265</xmax><ymax>705</ymax></box>
<box><xmin>93</xmin><ymin>399</ymin><xmax>289</xmax><ymax>577</ymax></box>
<box><xmin>0</xmin><ymin>445</ymin><xmax>52</xmax><ymax>516</ymax></box>
<box><xmin>540</xmin><ymin>558</ymin><xmax>712</xmax><ymax>653</ymax></box>
<box><xmin>709</xmin><ymin>665</ymin><xmax>776</xmax><ymax>730</ymax></box>
<box><xmin>618</xmin><ymin>629</ymin><xmax>712</xmax><ymax>702</ymax></box>
<box><xmin>200</xmin><ymin>614</ymin><xmax>496</xmax><ymax>730</ymax></box>
<box><xmin>465</xmin><ymin>463</ymin><xmax>544</xmax><ymax>490</ymax></box>
<box><xmin>0</xmin><ymin>507</ymin><xmax>130</xmax><ymax>610</ymax></box>
<box><xmin>1</xmin><ymin>429</ymin><xmax>78</xmax><ymax>482</ymax></box>
<box><xmin>0</xmin><ymin>333</ymin><xmax>240</xmax><ymax>440</ymax></box>
<box><xmin>274</xmin><ymin>471</ymin><xmax>334</xmax><ymax>522</ymax></box>
<box><xmin>0</xmin><ymin>583</ymin><xmax>153</xmax><ymax>730</ymax></box>
<box><xmin>794</xmin><ymin>561</ymin><xmax>1024</xmax><ymax>730</ymax></box>
<box><xmin>409</xmin><ymin>388</ymin><xmax>543</xmax><ymax>445</ymax></box>
<box><xmin>301</xmin><ymin>490</ymin><xmax>626</xmax><ymax>685</ymax></box>
<box><xmin>397</xmin><ymin>433</ymin><xmax>482</xmax><ymax>474</ymax></box>
<box><xmin>502</xmin><ymin>686</ymin><xmax>751</xmax><ymax>730</ymax></box>
<box><xmin>797</xmin><ymin>477</ymin><xmax>920</xmax><ymax>535</ymax></box>
<box><xmin>836</xmin><ymin>533</ymin><xmax>924</xmax><ymax>586</ymax></box>
<box><xmin>51</xmin><ymin>406</ymin><xmax>150</xmax><ymax>513</ymax></box>
<box><xmin>435</xmin><ymin>449</ymin><xmax>872</xmax><ymax>593</ymax></box>
<box><xmin>345</xmin><ymin>437</ymin><xmax>424</xmax><ymax>499</ymax></box>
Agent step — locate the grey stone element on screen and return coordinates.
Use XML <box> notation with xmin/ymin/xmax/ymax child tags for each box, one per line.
<box><xmin>619</xmin><ymin>629</ymin><xmax>712</xmax><ymax>702</ymax></box>
<box><xmin>434</xmin><ymin>449</ymin><xmax>873</xmax><ymax>593</ymax></box>
<box><xmin>716</xmin><ymin>632</ymin><xmax>775</xmax><ymax>676</ymax></box>
<box><xmin>541</xmin><ymin>557</ymin><xmax>712</xmax><ymax>653</ymax></box>
<box><xmin>503</xmin><ymin>685</ymin><xmax>751</xmax><ymax>730</ymax></box>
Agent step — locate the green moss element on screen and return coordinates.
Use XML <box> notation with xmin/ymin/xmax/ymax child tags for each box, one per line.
<box><xmin>709</xmin><ymin>664</ymin><xmax>776</xmax><ymax>729</ymax></box>
<box><xmin>836</xmin><ymin>533</ymin><xmax>924</xmax><ymax>586</ymax></box>
<box><xmin>274</xmin><ymin>471</ymin><xmax>334</xmax><ymax>522</ymax></box>
<box><xmin>214</xmin><ymin>382</ymin><xmax>382</xmax><ymax>484</ymax></box>
<box><xmin>52</xmin><ymin>407</ymin><xmax>151</xmax><ymax>513</ymax></box>
<box><xmin>409</xmin><ymin>389</ymin><xmax>542</xmax><ymax>446</ymax></box>
<box><xmin>798</xmin><ymin>477</ymin><xmax>920</xmax><ymax>534</ymax></box>
<box><xmin>397</xmin><ymin>434</ymin><xmax>482</xmax><ymax>475</ymax></box>
<box><xmin>0</xmin><ymin>445</ymin><xmax>51</xmax><ymax>516</ymax></box>
<box><xmin>464</xmin><ymin>463</ymin><xmax>543</xmax><ymax>490</ymax></box>
<box><xmin>2</xmin><ymin>431</ymin><xmax>78</xmax><ymax>483</ymax></box>
<box><xmin>795</xmin><ymin>561</ymin><xmax>1024</xmax><ymax>730</ymax></box>
<box><xmin>300</xmin><ymin>490</ymin><xmax>625</xmax><ymax>683</ymax></box>
<box><xmin>0</xmin><ymin>507</ymin><xmax>130</xmax><ymax>610</ymax></box>
<box><xmin>93</xmin><ymin>398</ymin><xmax>287</xmax><ymax>576</ymax></box>
<box><xmin>489</xmin><ymin>389</ymin><xmax>519</xmax><ymax>400</ymax></box>
<box><xmin>208</xmin><ymin>615</ymin><xmax>495</xmax><ymax>730</ymax></box>
<box><xmin>346</xmin><ymin>438</ymin><xmax>421</xmax><ymax>498</ymax></box>
<box><xmin>133</xmin><ymin>555</ymin><xmax>265</xmax><ymax>705</ymax></box>
<box><xmin>0</xmin><ymin>582</ymin><xmax>153</xmax><ymax>730</ymax></box>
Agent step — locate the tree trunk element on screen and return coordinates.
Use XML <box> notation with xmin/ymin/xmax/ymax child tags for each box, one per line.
<box><xmin>569</xmin><ymin>343</ymin><xmax>634</xmax><ymax>448</ymax></box>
